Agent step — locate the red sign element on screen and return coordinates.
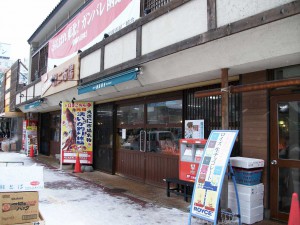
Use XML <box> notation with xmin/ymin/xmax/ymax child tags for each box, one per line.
<box><xmin>48</xmin><ymin>0</ymin><xmax>132</xmax><ymax>59</ymax></box>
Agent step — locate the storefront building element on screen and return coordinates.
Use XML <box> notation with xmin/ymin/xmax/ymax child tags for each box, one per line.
<box><xmin>8</xmin><ymin>0</ymin><xmax>300</xmax><ymax>222</ymax></box>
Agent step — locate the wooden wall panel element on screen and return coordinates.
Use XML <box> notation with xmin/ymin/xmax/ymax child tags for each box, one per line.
<box><xmin>145</xmin><ymin>153</ymin><xmax>179</xmax><ymax>187</ymax></box>
<box><xmin>116</xmin><ymin>150</ymin><xmax>145</xmax><ymax>182</ymax></box>
<box><xmin>241</xmin><ymin>70</ymin><xmax>268</xmax><ymax>207</ymax></box>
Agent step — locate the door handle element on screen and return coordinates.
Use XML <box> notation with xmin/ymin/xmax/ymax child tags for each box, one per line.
<box><xmin>271</xmin><ymin>160</ymin><xmax>277</xmax><ymax>165</ymax></box>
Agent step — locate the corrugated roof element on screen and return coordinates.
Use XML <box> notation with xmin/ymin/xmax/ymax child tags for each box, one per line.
<box><xmin>27</xmin><ymin>0</ymin><xmax>67</xmax><ymax>43</ymax></box>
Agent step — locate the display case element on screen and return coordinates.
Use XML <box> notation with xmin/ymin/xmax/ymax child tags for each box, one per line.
<box><xmin>179</xmin><ymin>139</ymin><xmax>207</xmax><ymax>182</ymax></box>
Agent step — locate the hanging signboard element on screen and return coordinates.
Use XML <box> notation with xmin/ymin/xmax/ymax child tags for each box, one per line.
<box><xmin>22</xmin><ymin>120</ymin><xmax>38</xmax><ymax>153</ymax></box>
<box><xmin>47</xmin><ymin>0</ymin><xmax>140</xmax><ymax>70</ymax></box>
<box><xmin>185</xmin><ymin>120</ymin><xmax>204</xmax><ymax>139</ymax></box>
<box><xmin>61</xmin><ymin>101</ymin><xmax>93</xmax><ymax>164</ymax></box>
<box><xmin>189</xmin><ymin>130</ymin><xmax>239</xmax><ymax>225</ymax></box>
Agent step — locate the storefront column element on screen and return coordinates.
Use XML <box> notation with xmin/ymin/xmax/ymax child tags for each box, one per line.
<box><xmin>221</xmin><ymin>68</ymin><xmax>229</xmax><ymax>210</ymax></box>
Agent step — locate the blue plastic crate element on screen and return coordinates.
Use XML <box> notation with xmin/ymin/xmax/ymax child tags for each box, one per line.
<box><xmin>233</xmin><ymin>167</ymin><xmax>262</xmax><ymax>186</ymax></box>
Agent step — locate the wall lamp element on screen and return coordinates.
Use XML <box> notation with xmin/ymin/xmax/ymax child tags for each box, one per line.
<box><xmin>59</xmin><ymin>101</ymin><xmax>62</xmax><ymax>107</ymax></box>
<box><xmin>20</xmin><ymin>94</ymin><xmax>35</xmax><ymax>98</ymax></box>
<box><xmin>144</xmin><ymin>8</ymin><xmax>151</xmax><ymax>15</ymax></box>
<box><xmin>71</xmin><ymin>97</ymin><xmax>76</xmax><ymax>104</ymax></box>
<box><xmin>50</xmin><ymin>77</ymin><xmax>79</xmax><ymax>83</ymax></box>
<box><xmin>103</xmin><ymin>33</ymin><xmax>109</xmax><ymax>39</ymax></box>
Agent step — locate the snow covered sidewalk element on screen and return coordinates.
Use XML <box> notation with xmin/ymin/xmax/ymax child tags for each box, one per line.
<box><xmin>1</xmin><ymin>152</ymin><xmax>192</xmax><ymax>225</ymax></box>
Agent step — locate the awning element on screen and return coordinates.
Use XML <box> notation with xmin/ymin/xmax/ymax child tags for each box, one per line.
<box><xmin>78</xmin><ymin>68</ymin><xmax>139</xmax><ymax>95</ymax></box>
<box><xmin>25</xmin><ymin>101</ymin><xmax>41</xmax><ymax>110</ymax></box>
<box><xmin>0</xmin><ymin>112</ymin><xmax>24</xmax><ymax>118</ymax></box>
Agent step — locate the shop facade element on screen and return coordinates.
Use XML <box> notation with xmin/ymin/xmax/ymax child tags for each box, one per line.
<box><xmin>10</xmin><ymin>0</ymin><xmax>300</xmax><ymax>222</ymax></box>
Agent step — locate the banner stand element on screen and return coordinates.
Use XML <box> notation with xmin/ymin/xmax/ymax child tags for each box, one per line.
<box><xmin>188</xmin><ymin>130</ymin><xmax>241</xmax><ymax>225</ymax></box>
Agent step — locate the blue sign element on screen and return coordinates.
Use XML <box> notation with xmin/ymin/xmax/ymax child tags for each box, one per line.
<box><xmin>25</xmin><ymin>101</ymin><xmax>41</xmax><ymax>110</ymax></box>
<box><xmin>188</xmin><ymin>130</ymin><xmax>239</xmax><ymax>225</ymax></box>
<box><xmin>78</xmin><ymin>68</ymin><xmax>139</xmax><ymax>95</ymax></box>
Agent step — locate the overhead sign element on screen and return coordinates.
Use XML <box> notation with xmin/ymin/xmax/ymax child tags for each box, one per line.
<box><xmin>78</xmin><ymin>68</ymin><xmax>138</xmax><ymax>95</ymax></box>
<box><xmin>48</xmin><ymin>0</ymin><xmax>140</xmax><ymax>70</ymax></box>
<box><xmin>189</xmin><ymin>130</ymin><xmax>239</xmax><ymax>225</ymax></box>
<box><xmin>41</xmin><ymin>55</ymin><xmax>80</xmax><ymax>97</ymax></box>
<box><xmin>61</xmin><ymin>101</ymin><xmax>93</xmax><ymax>164</ymax></box>
<box><xmin>25</xmin><ymin>101</ymin><xmax>41</xmax><ymax>110</ymax></box>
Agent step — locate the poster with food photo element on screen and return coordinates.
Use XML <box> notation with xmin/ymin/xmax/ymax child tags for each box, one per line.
<box><xmin>61</xmin><ymin>101</ymin><xmax>93</xmax><ymax>164</ymax></box>
<box><xmin>185</xmin><ymin>120</ymin><xmax>204</xmax><ymax>139</ymax></box>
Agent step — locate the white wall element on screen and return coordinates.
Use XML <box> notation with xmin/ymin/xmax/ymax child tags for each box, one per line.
<box><xmin>104</xmin><ymin>30</ymin><xmax>137</xmax><ymax>69</ymax></box>
<box><xmin>35</xmin><ymin>82</ymin><xmax>42</xmax><ymax>96</ymax></box>
<box><xmin>80</xmin><ymin>49</ymin><xmax>101</xmax><ymax>79</ymax></box>
<box><xmin>142</xmin><ymin>0</ymin><xmax>207</xmax><ymax>55</ymax></box>
<box><xmin>217</xmin><ymin>0</ymin><xmax>294</xmax><ymax>27</ymax></box>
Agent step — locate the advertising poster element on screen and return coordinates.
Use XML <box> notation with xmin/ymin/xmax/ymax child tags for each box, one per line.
<box><xmin>61</xmin><ymin>101</ymin><xmax>93</xmax><ymax>164</ymax></box>
<box><xmin>189</xmin><ymin>130</ymin><xmax>239</xmax><ymax>224</ymax></box>
<box><xmin>26</xmin><ymin>128</ymin><xmax>38</xmax><ymax>156</ymax></box>
<box><xmin>185</xmin><ymin>120</ymin><xmax>204</xmax><ymax>139</ymax></box>
<box><xmin>47</xmin><ymin>0</ymin><xmax>140</xmax><ymax>70</ymax></box>
<box><xmin>23</xmin><ymin>120</ymin><xmax>38</xmax><ymax>152</ymax></box>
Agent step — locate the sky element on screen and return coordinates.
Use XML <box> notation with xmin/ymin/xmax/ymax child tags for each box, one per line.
<box><xmin>0</xmin><ymin>152</ymin><xmax>211</xmax><ymax>225</ymax></box>
<box><xmin>0</xmin><ymin>0</ymin><xmax>61</xmax><ymax>62</ymax></box>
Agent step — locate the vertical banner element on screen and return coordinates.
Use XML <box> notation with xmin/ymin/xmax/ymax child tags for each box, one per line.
<box><xmin>23</xmin><ymin>120</ymin><xmax>38</xmax><ymax>153</ymax></box>
<box><xmin>61</xmin><ymin>101</ymin><xmax>93</xmax><ymax>164</ymax></box>
<box><xmin>25</xmin><ymin>126</ymin><xmax>38</xmax><ymax>156</ymax></box>
<box><xmin>189</xmin><ymin>130</ymin><xmax>239</xmax><ymax>224</ymax></box>
<box><xmin>185</xmin><ymin>120</ymin><xmax>204</xmax><ymax>139</ymax></box>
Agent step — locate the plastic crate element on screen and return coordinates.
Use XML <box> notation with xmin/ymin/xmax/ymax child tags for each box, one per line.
<box><xmin>233</xmin><ymin>167</ymin><xmax>262</xmax><ymax>186</ymax></box>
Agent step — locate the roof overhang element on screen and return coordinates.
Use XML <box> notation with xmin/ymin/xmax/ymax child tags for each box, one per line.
<box><xmin>0</xmin><ymin>112</ymin><xmax>25</xmax><ymax>118</ymax></box>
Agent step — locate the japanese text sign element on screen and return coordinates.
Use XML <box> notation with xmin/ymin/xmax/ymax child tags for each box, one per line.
<box><xmin>189</xmin><ymin>130</ymin><xmax>239</xmax><ymax>224</ymax></box>
<box><xmin>61</xmin><ymin>101</ymin><xmax>93</xmax><ymax>164</ymax></box>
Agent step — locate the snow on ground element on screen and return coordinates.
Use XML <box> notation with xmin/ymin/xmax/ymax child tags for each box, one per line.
<box><xmin>0</xmin><ymin>152</ymin><xmax>198</xmax><ymax>225</ymax></box>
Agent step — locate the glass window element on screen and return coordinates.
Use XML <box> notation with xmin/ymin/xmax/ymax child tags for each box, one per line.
<box><xmin>50</xmin><ymin>113</ymin><xmax>61</xmax><ymax>142</ymax></box>
<box><xmin>147</xmin><ymin>100</ymin><xmax>182</xmax><ymax>124</ymax></box>
<box><xmin>117</xmin><ymin>104</ymin><xmax>144</xmax><ymax>126</ymax></box>
<box><xmin>274</xmin><ymin>65</ymin><xmax>300</xmax><ymax>80</ymax></box>
<box><xmin>147</xmin><ymin>128</ymin><xmax>181</xmax><ymax>155</ymax></box>
<box><xmin>118</xmin><ymin>128</ymin><xmax>142</xmax><ymax>150</ymax></box>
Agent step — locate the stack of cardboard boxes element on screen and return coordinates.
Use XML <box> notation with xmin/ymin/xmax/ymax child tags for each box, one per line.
<box><xmin>0</xmin><ymin>166</ymin><xmax>45</xmax><ymax>225</ymax></box>
<box><xmin>228</xmin><ymin>157</ymin><xmax>265</xmax><ymax>224</ymax></box>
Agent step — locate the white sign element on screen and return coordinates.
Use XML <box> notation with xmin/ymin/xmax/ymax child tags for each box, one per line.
<box><xmin>185</xmin><ymin>120</ymin><xmax>204</xmax><ymax>139</ymax></box>
<box><xmin>0</xmin><ymin>42</ymin><xmax>11</xmax><ymax>59</ymax></box>
<box><xmin>189</xmin><ymin>130</ymin><xmax>239</xmax><ymax>224</ymax></box>
<box><xmin>0</xmin><ymin>166</ymin><xmax>44</xmax><ymax>192</ymax></box>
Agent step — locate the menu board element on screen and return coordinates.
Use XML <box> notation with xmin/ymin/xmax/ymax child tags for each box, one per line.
<box><xmin>189</xmin><ymin>130</ymin><xmax>238</xmax><ymax>224</ymax></box>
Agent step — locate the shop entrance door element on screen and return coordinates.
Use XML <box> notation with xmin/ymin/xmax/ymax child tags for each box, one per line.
<box><xmin>270</xmin><ymin>94</ymin><xmax>300</xmax><ymax>221</ymax></box>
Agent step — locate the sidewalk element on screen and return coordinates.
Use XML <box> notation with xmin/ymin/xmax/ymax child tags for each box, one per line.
<box><xmin>34</xmin><ymin>154</ymin><xmax>284</xmax><ymax>225</ymax></box>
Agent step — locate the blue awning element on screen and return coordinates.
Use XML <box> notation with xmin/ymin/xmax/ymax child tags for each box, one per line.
<box><xmin>78</xmin><ymin>68</ymin><xmax>139</xmax><ymax>95</ymax></box>
<box><xmin>25</xmin><ymin>101</ymin><xmax>41</xmax><ymax>110</ymax></box>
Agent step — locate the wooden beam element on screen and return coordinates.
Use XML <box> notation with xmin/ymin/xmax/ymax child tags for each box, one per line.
<box><xmin>231</xmin><ymin>77</ymin><xmax>300</xmax><ymax>93</ymax></box>
<box><xmin>207</xmin><ymin>0</ymin><xmax>217</xmax><ymax>30</ymax></box>
<box><xmin>194</xmin><ymin>77</ymin><xmax>300</xmax><ymax>98</ymax></box>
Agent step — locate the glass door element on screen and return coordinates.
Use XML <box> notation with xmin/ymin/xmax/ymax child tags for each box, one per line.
<box><xmin>270</xmin><ymin>94</ymin><xmax>300</xmax><ymax>221</ymax></box>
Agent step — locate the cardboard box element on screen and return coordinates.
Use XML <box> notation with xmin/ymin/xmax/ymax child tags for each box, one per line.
<box><xmin>241</xmin><ymin>213</ymin><xmax>263</xmax><ymax>224</ymax></box>
<box><xmin>14</xmin><ymin>212</ymin><xmax>45</xmax><ymax>225</ymax></box>
<box><xmin>230</xmin><ymin>157</ymin><xmax>264</xmax><ymax>169</ymax></box>
<box><xmin>228</xmin><ymin>181</ymin><xmax>264</xmax><ymax>194</ymax></box>
<box><xmin>0</xmin><ymin>192</ymin><xmax>39</xmax><ymax>225</ymax></box>
<box><xmin>228</xmin><ymin>191</ymin><xmax>264</xmax><ymax>202</ymax></box>
<box><xmin>0</xmin><ymin>166</ymin><xmax>44</xmax><ymax>192</ymax></box>
<box><xmin>228</xmin><ymin>197</ymin><xmax>263</xmax><ymax>209</ymax></box>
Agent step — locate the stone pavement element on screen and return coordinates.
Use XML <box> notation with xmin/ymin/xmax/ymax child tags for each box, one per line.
<box><xmin>34</xmin><ymin>154</ymin><xmax>285</xmax><ymax>225</ymax></box>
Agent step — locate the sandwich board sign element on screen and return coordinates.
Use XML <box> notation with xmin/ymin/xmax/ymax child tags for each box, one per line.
<box><xmin>188</xmin><ymin>130</ymin><xmax>239</xmax><ymax>225</ymax></box>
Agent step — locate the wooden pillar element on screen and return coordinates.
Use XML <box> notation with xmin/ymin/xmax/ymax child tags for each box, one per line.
<box><xmin>221</xmin><ymin>68</ymin><xmax>229</xmax><ymax>130</ymax></box>
<box><xmin>221</xmin><ymin>68</ymin><xmax>229</xmax><ymax>210</ymax></box>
